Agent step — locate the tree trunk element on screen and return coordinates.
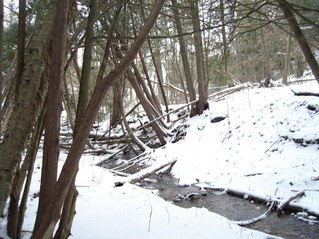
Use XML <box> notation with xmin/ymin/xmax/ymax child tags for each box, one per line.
<box><xmin>31</xmin><ymin>1</ymin><xmax>165</xmax><ymax>237</ymax></box>
<box><xmin>220</xmin><ymin>0</ymin><xmax>233</xmax><ymax>87</ymax></box>
<box><xmin>0</xmin><ymin>0</ymin><xmax>4</xmax><ymax>111</ymax></box>
<box><xmin>171</xmin><ymin>0</ymin><xmax>197</xmax><ymax>117</ymax></box>
<box><xmin>260</xmin><ymin>25</ymin><xmax>272</xmax><ymax>87</ymax></box>
<box><xmin>15</xmin><ymin>0</ymin><xmax>26</xmax><ymax>95</ymax></box>
<box><xmin>17</xmin><ymin>107</ymin><xmax>45</xmax><ymax>238</ymax></box>
<box><xmin>132</xmin><ymin>62</ymin><xmax>163</xmax><ymax>121</ymax></box>
<box><xmin>138</xmin><ymin>51</ymin><xmax>162</xmax><ymax>113</ymax></box>
<box><xmin>282</xmin><ymin>30</ymin><xmax>292</xmax><ymax>85</ymax></box>
<box><xmin>191</xmin><ymin>0</ymin><xmax>208</xmax><ymax>115</ymax></box>
<box><xmin>110</xmin><ymin>82</ymin><xmax>122</xmax><ymax>127</ymax></box>
<box><xmin>75</xmin><ymin>0</ymin><xmax>97</xmax><ymax>132</ymax></box>
<box><xmin>7</xmin><ymin>106</ymin><xmax>44</xmax><ymax>238</ymax></box>
<box><xmin>96</xmin><ymin>3</ymin><xmax>123</xmax><ymax>84</ymax></box>
<box><xmin>126</xmin><ymin>70</ymin><xmax>167</xmax><ymax>145</ymax></box>
<box><xmin>32</xmin><ymin>0</ymin><xmax>70</xmax><ymax>238</ymax></box>
<box><xmin>118</xmin><ymin>79</ymin><xmax>148</xmax><ymax>152</ymax></box>
<box><xmin>0</xmin><ymin>2</ymin><xmax>56</xmax><ymax>214</ymax></box>
<box><xmin>276</xmin><ymin>0</ymin><xmax>319</xmax><ymax>84</ymax></box>
<box><xmin>147</xmin><ymin>39</ymin><xmax>170</xmax><ymax>120</ymax></box>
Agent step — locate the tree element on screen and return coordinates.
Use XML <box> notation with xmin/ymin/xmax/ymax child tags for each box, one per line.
<box><xmin>0</xmin><ymin>1</ymin><xmax>56</xmax><ymax>215</ymax></box>
<box><xmin>32</xmin><ymin>0</ymin><xmax>165</xmax><ymax>237</ymax></box>
<box><xmin>0</xmin><ymin>0</ymin><xmax>3</xmax><ymax>110</ymax></box>
<box><xmin>171</xmin><ymin>0</ymin><xmax>197</xmax><ymax>117</ymax></box>
<box><xmin>33</xmin><ymin>1</ymin><xmax>71</xmax><ymax>238</ymax></box>
<box><xmin>191</xmin><ymin>0</ymin><xmax>209</xmax><ymax>114</ymax></box>
<box><xmin>276</xmin><ymin>0</ymin><xmax>319</xmax><ymax>84</ymax></box>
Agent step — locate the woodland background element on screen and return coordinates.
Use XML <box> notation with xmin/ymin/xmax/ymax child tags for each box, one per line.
<box><xmin>0</xmin><ymin>0</ymin><xmax>318</xmax><ymax>238</ymax></box>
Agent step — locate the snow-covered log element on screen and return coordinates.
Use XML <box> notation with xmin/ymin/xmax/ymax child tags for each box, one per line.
<box><xmin>291</xmin><ymin>89</ymin><xmax>319</xmax><ymax>97</ymax></box>
<box><xmin>224</xmin><ymin>188</ymin><xmax>319</xmax><ymax>217</ymax></box>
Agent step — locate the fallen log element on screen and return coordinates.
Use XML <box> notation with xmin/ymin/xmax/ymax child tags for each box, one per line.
<box><xmin>195</xmin><ymin>186</ymin><xmax>319</xmax><ymax>218</ymax></box>
<box><xmin>225</xmin><ymin>188</ymin><xmax>319</xmax><ymax>217</ymax></box>
<box><xmin>291</xmin><ymin>89</ymin><xmax>319</xmax><ymax>97</ymax></box>
<box><xmin>230</xmin><ymin>190</ymin><xmax>305</xmax><ymax>226</ymax></box>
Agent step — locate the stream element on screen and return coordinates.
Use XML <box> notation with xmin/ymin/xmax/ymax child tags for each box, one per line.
<box><xmin>100</xmin><ymin>154</ymin><xmax>319</xmax><ymax>239</ymax></box>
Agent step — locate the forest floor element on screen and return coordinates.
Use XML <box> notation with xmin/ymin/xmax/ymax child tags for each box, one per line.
<box><xmin>1</xmin><ymin>78</ymin><xmax>319</xmax><ymax>239</ymax></box>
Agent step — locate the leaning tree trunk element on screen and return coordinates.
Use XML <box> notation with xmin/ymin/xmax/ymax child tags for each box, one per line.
<box><xmin>126</xmin><ymin>70</ymin><xmax>167</xmax><ymax>145</ymax></box>
<box><xmin>0</xmin><ymin>3</ymin><xmax>56</xmax><ymax>214</ymax></box>
<box><xmin>31</xmin><ymin>1</ymin><xmax>165</xmax><ymax>237</ymax></box>
<box><xmin>276</xmin><ymin>0</ymin><xmax>319</xmax><ymax>84</ymax></box>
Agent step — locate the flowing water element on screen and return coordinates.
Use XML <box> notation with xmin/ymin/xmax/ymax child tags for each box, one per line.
<box><xmin>101</xmin><ymin>155</ymin><xmax>319</xmax><ymax>239</ymax></box>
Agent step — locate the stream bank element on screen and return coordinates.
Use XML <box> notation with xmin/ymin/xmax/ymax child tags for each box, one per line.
<box><xmin>100</xmin><ymin>154</ymin><xmax>319</xmax><ymax>239</ymax></box>
<box><xmin>139</xmin><ymin>176</ymin><xmax>319</xmax><ymax>239</ymax></box>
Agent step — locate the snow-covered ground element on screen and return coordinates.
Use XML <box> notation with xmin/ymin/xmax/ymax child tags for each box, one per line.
<box><xmin>1</xmin><ymin>80</ymin><xmax>318</xmax><ymax>239</ymax></box>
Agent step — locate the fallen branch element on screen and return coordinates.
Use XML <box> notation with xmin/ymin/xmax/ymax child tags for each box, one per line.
<box><xmin>95</xmin><ymin>145</ymin><xmax>130</xmax><ymax>167</ymax></box>
<box><xmin>83</xmin><ymin>149</ymin><xmax>115</xmax><ymax>155</ymax></box>
<box><xmin>129</xmin><ymin>159</ymin><xmax>177</xmax><ymax>184</ymax></box>
<box><xmin>221</xmin><ymin>187</ymin><xmax>319</xmax><ymax>218</ymax></box>
<box><xmin>291</xmin><ymin>89</ymin><xmax>319</xmax><ymax>97</ymax></box>
<box><xmin>231</xmin><ymin>190</ymin><xmax>305</xmax><ymax>226</ymax></box>
<box><xmin>114</xmin><ymin>159</ymin><xmax>177</xmax><ymax>186</ymax></box>
<box><xmin>277</xmin><ymin>190</ymin><xmax>304</xmax><ymax>213</ymax></box>
<box><xmin>230</xmin><ymin>201</ymin><xmax>276</xmax><ymax>226</ymax></box>
<box><xmin>208</xmin><ymin>83</ymin><xmax>251</xmax><ymax>100</ymax></box>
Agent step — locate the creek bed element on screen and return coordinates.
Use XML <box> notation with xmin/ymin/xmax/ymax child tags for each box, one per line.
<box><xmin>100</xmin><ymin>155</ymin><xmax>319</xmax><ymax>239</ymax></box>
<box><xmin>139</xmin><ymin>176</ymin><xmax>319</xmax><ymax>239</ymax></box>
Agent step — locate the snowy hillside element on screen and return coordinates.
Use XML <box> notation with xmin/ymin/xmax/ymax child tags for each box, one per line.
<box><xmin>1</xmin><ymin>81</ymin><xmax>318</xmax><ymax>239</ymax></box>
<box><xmin>153</xmin><ymin>80</ymin><xmax>319</xmax><ymax>215</ymax></box>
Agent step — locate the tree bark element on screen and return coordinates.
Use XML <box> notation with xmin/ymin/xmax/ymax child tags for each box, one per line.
<box><xmin>16</xmin><ymin>108</ymin><xmax>45</xmax><ymax>238</ymax></box>
<box><xmin>110</xmin><ymin>82</ymin><xmax>122</xmax><ymax>127</ymax></box>
<box><xmin>126</xmin><ymin>70</ymin><xmax>167</xmax><ymax>145</ymax></box>
<box><xmin>276</xmin><ymin>0</ymin><xmax>319</xmax><ymax>84</ymax></box>
<box><xmin>0</xmin><ymin>3</ymin><xmax>56</xmax><ymax>214</ymax></box>
<box><xmin>260</xmin><ymin>25</ymin><xmax>272</xmax><ymax>87</ymax></box>
<box><xmin>75</xmin><ymin>0</ymin><xmax>97</xmax><ymax>132</ymax></box>
<box><xmin>0</xmin><ymin>0</ymin><xmax>3</xmax><ymax>111</ymax></box>
<box><xmin>171</xmin><ymin>0</ymin><xmax>197</xmax><ymax>117</ymax></box>
<box><xmin>15</xmin><ymin>0</ymin><xmax>26</xmax><ymax>95</ymax></box>
<box><xmin>32</xmin><ymin>0</ymin><xmax>70</xmax><ymax>238</ymax></box>
<box><xmin>138</xmin><ymin>51</ymin><xmax>162</xmax><ymax>113</ymax></box>
<box><xmin>7</xmin><ymin>106</ymin><xmax>44</xmax><ymax>238</ymax></box>
<box><xmin>32</xmin><ymin>1</ymin><xmax>165</xmax><ymax>237</ymax></box>
<box><xmin>191</xmin><ymin>0</ymin><xmax>208</xmax><ymax>115</ymax></box>
<box><xmin>282</xmin><ymin>30</ymin><xmax>292</xmax><ymax>85</ymax></box>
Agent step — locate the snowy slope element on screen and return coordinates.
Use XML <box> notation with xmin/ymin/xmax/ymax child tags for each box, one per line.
<box><xmin>152</xmin><ymin>81</ymin><xmax>319</xmax><ymax>216</ymax></box>
<box><xmin>1</xmin><ymin>81</ymin><xmax>318</xmax><ymax>239</ymax></box>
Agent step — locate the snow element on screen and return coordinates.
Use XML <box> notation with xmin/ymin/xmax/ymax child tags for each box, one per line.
<box><xmin>1</xmin><ymin>80</ymin><xmax>319</xmax><ymax>239</ymax></box>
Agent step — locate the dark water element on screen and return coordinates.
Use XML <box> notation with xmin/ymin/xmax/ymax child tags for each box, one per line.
<box><xmin>101</xmin><ymin>155</ymin><xmax>319</xmax><ymax>239</ymax></box>
<box><xmin>139</xmin><ymin>176</ymin><xmax>319</xmax><ymax>239</ymax></box>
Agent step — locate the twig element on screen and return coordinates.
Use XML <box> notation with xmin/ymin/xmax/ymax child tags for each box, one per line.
<box><xmin>230</xmin><ymin>201</ymin><xmax>276</xmax><ymax>226</ymax></box>
<box><xmin>148</xmin><ymin>195</ymin><xmax>153</xmax><ymax>232</ymax></box>
<box><xmin>277</xmin><ymin>190</ymin><xmax>304</xmax><ymax>213</ymax></box>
